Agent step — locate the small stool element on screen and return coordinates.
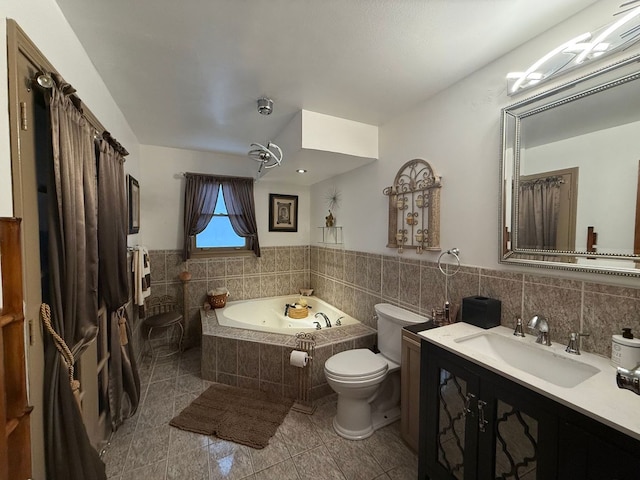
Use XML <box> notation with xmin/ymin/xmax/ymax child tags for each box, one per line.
<box><xmin>142</xmin><ymin>295</ymin><xmax>184</xmax><ymax>358</ymax></box>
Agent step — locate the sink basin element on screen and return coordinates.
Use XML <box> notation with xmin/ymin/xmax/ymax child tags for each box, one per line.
<box><xmin>454</xmin><ymin>332</ymin><xmax>601</xmax><ymax>388</ymax></box>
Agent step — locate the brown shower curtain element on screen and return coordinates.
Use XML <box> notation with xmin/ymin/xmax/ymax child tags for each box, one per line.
<box><xmin>43</xmin><ymin>85</ymin><xmax>105</xmax><ymax>479</ymax></box>
<box><xmin>518</xmin><ymin>176</ymin><xmax>562</xmax><ymax>250</ymax></box>
<box><xmin>97</xmin><ymin>139</ymin><xmax>141</xmax><ymax>429</ymax></box>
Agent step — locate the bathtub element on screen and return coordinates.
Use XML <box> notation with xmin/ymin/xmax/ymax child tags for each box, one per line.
<box><xmin>216</xmin><ymin>295</ymin><xmax>359</xmax><ymax>335</ymax></box>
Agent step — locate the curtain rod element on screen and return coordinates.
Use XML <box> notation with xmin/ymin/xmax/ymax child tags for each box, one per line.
<box><xmin>33</xmin><ymin>71</ymin><xmax>129</xmax><ymax>157</ymax></box>
<box><xmin>178</xmin><ymin>172</ymin><xmax>253</xmax><ymax>181</ymax></box>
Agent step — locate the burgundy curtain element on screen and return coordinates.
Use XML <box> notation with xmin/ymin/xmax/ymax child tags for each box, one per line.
<box><xmin>221</xmin><ymin>177</ymin><xmax>261</xmax><ymax>257</ymax></box>
<box><xmin>43</xmin><ymin>84</ymin><xmax>106</xmax><ymax>480</ymax></box>
<box><xmin>97</xmin><ymin>139</ymin><xmax>141</xmax><ymax>429</ymax></box>
<box><xmin>182</xmin><ymin>173</ymin><xmax>220</xmax><ymax>260</ymax></box>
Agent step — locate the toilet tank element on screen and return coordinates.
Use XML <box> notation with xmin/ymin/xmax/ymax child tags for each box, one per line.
<box><xmin>375</xmin><ymin>303</ymin><xmax>428</xmax><ymax>364</ymax></box>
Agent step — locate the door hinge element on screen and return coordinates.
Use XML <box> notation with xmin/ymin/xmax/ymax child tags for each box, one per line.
<box><xmin>20</xmin><ymin>101</ymin><xmax>28</xmax><ymax>130</ymax></box>
<box><xmin>28</xmin><ymin>319</ymin><xmax>34</xmax><ymax>345</ymax></box>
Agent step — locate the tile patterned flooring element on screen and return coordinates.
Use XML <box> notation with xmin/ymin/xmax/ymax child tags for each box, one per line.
<box><xmin>103</xmin><ymin>347</ymin><xmax>419</xmax><ymax>480</ymax></box>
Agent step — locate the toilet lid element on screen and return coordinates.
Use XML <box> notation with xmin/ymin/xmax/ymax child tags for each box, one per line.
<box><xmin>324</xmin><ymin>349</ymin><xmax>388</xmax><ymax>378</ymax></box>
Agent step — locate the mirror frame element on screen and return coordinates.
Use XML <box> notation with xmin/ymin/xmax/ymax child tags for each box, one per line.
<box><xmin>499</xmin><ymin>53</ymin><xmax>640</xmax><ymax>277</ymax></box>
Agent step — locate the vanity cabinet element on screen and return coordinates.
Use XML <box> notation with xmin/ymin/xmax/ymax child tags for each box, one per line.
<box><xmin>419</xmin><ymin>341</ymin><xmax>640</xmax><ymax>480</ymax></box>
<box><xmin>401</xmin><ymin>328</ymin><xmax>422</xmax><ymax>451</ymax></box>
<box><xmin>401</xmin><ymin>321</ymin><xmax>436</xmax><ymax>451</ymax></box>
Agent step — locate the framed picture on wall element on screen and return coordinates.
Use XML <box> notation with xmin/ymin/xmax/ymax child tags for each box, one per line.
<box><xmin>268</xmin><ymin>193</ymin><xmax>298</xmax><ymax>232</ymax></box>
<box><xmin>128</xmin><ymin>175</ymin><xmax>140</xmax><ymax>234</ymax></box>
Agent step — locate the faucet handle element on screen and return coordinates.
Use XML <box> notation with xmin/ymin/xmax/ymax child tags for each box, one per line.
<box><xmin>513</xmin><ymin>318</ymin><xmax>525</xmax><ymax>337</ymax></box>
<box><xmin>566</xmin><ymin>332</ymin><xmax>589</xmax><ymax>355</ymax></box>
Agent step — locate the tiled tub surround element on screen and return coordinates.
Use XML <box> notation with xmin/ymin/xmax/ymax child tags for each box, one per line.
<box><xmin>310</xmin><ymin>246</ymin><xmax>640</xmax><ymax>360</ymax></box>
<box><xmin>146</xmin><ymin>247</ymin><xmax>311</xmax><ymax>347</ymax></box>
<box><xmin>201</xmin><ymin>308</ymin><xmax>377</xmax><ymax>400</ymax></box>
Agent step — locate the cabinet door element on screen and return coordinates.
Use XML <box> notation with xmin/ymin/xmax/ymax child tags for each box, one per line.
<box><xmin>420</xmin><ymin>343</ymin><xmax>480</xmax><ymax>480</ymax></box>
<box><xmin>559</xmin><ymin>420</ymin><xmax>640</xmax><ymax>480</ymax></box>
<box><xmin>477</xmin><ymin>376</ymin><xmax>557</xmax><ymax>480</ymax></box>
<box><xmin>401</xmin><ymin>330</ymin><xmax>422</xmax><ymax>451</ymax></box>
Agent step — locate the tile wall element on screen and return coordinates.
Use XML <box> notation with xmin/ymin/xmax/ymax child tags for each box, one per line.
<box><xmin>309</xmin><ymin>246</ymin><xmax>640</xmax><ymax>359</ymax></box>
<box><xmin>142</xmin><ymin>247</ymin><xmax>310</xmax><ymax>348</ymax></box>
<box><xmin>137</xmin><ymin>245</ymin><xmax>640</xmax><ymax>363</ymax></box>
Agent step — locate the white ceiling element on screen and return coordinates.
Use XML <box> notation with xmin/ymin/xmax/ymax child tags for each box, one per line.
<box><xmin>54</xmin><ymin>0</ymin><xmax>598</xmax><ymax>174</ymax></box>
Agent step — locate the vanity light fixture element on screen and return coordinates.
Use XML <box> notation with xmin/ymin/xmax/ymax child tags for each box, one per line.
<box><xmin>507</xmin><ymin>4</ymin><xmax>640</xmax><ymax>95</ymax></box>
<box><xmin>575</xmin><ymin>6</ymin><xmax>640</xmax><ymax>64</ymax></box>
<box><xmin>509</xmin><ymin>32</ymin><xmax>591</xmax><ymax>93</ymax></box>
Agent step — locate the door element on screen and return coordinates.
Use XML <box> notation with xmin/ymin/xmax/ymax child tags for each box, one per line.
<box><xmin>519</xmin><ymin>167</ymin><xmax>578</xmax><ymax>251</ymax></box>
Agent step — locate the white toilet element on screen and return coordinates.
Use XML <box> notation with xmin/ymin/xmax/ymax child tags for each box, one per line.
<box><xmin>324</xmin><ymin>303</ymin><xmax>428</xmax><ymax>440</ymax></box>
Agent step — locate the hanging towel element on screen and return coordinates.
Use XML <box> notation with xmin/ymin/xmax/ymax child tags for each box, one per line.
<box><xmin>133</xmin><ymin>246</ymin><xmax>151</xmax><ymax>317</ymax></box>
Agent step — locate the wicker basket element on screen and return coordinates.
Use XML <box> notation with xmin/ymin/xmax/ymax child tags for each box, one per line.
<box><xmin>208</xmin><ymin>292</ymin><xmax>228</xmax><ymax>309</ymax></box>
<box><xmin>288</xmin><ymin>306</ymin><xmax>309</xmax><ymax>319</ymax></box>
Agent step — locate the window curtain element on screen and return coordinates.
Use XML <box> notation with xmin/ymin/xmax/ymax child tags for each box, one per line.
<box><xmin>518</xmin><ymin>176</ymin><xmax>562</xmax><ymax>250</ymax></box>
<box><xmin>97</xmin><ymin>139</ymin><xmax>141</xmax><ymax>430</ymax></box>
<box><xmin>222</xmin><ymin>177</ymin><xmax>261</xmax><ymax>257</ymax></box>
<box><xmin>43</xmin><ymin>85</ymin><xmax>106</xmax><ymax>480</ymax></box>
<box><xmin>182</xmin><ymin>173</ymin><xmax>221</xmax><ymax>260</ymax></box>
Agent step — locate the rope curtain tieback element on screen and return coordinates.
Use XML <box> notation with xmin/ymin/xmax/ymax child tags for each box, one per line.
<box><xmin>40</xmin><ymin>303</ymin><xmax>82</xmax><ymax>410</ymax></box>
<box><xmin>117</xmin><ymin>305</ymin><xmax>129</xmax><ymax>346</ymax></box>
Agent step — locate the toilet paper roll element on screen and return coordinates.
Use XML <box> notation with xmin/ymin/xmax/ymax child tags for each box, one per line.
<box><xmin>290</xmin><ymin>350</ymin><xmax>309</xmax><ymax>368</ymax></box>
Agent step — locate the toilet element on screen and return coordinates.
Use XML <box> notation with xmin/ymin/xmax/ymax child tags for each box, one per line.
<box><xmin>324</xmin><ymin>303</ymin><xmax>428</xmax><ymax>440</ymax></box>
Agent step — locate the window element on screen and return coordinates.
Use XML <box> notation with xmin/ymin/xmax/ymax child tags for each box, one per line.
<box><xmin>194</xmin><ymin>186</ymin><xmax>247</xmax><ymax>252</ymax></box>
<box><xmin>184</xmin><ymin>174</ymin><xmax>260</xmax><ymax>260</ymax></box>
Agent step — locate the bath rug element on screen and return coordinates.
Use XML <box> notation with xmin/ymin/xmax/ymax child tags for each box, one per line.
<box><xmin>169</xmin><ymin>383</ymin><xmax>293</xmax><ymax>449</ymax></box>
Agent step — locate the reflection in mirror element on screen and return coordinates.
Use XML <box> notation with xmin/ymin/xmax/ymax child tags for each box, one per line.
<box><xmin>500</xmin><ymin>55</ymin><xmax>640</xmax><ymax>277</ymax></box>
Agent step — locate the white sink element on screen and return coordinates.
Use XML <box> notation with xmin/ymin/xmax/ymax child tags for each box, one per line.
<box><xmin>454</xmin><ymin>332</ymin><xmax>601</xmax><ymax>388</ymax></box>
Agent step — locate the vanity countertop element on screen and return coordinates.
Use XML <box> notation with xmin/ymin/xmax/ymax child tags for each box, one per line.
<box><xmin>419</xmin><ymin>322</ymin><xmax>640</xmax><ymax>441</ymax></box>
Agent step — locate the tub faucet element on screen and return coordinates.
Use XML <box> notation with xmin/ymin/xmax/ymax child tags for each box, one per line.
<box><xmin>315</xmin><ymin>312</ymin><xmax>331</xmax><ymax>328</ymax></box>
<box><xmin>527</xmin><ymin>315</ymin><xmax>551</xmax><ymax>346</ymax></box>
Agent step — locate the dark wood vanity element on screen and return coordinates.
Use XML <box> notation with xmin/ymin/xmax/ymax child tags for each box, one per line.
<box><xmin>418</xmin><ymin>339</ymin><xmax>640</xmax><ymax>480</ymax></box>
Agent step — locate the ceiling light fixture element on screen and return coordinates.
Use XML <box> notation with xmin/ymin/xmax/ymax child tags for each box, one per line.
<box><xmin>257</xmin><ymin>97</ymin><xmax>274</xmax><ymax>115</ymax></box>
<box><xmin>248</xmin><ymin>141</ymin><xmax>283</xmax><ymax>178</ymax></box>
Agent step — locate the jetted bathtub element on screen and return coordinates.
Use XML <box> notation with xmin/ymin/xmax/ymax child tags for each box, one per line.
<box><xmin>216</xmin><ymin>295</ymin><xmax>359</xmax><ymax>335</ymax></box>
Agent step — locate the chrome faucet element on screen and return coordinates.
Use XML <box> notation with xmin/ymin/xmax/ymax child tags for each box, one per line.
<box><xmin>315</xmin><ymin>312</ymin><xmax>331</xmax><ymax>328</ymax></box>
<box><xmin>565</xmin><ymin>332</ymin><xmax>589</xmax><ymax>355</ymax></box>
<box><xmin>513</xmin><ymin>318</ymin><xmax>525</xmax><ymax>337</ymax></box>
<box><xmin>527</xmin><ymin>315</ymin><xmax>551</xmax><ymax>346</ymax></box>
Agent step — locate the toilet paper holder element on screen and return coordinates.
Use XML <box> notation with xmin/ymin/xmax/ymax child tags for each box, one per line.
<box><xmin>292</xmin><ymin>332</ymin><xmax>316</xmax><ymax>414</ymax></box>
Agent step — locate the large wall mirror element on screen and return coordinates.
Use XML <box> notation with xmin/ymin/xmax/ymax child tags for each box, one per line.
<box><xmin>500</xmin><ymin>55</ymin><xmax>640</xmax><ymax>277</ymax></box>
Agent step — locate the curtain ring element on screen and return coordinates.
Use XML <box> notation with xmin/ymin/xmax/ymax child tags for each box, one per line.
<box><xmin>438</xmin><ymin>248</ymin><xmax>461</xmax><ymax>276</ymax></box>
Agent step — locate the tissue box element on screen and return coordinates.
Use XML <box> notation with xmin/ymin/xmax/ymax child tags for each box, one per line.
<box><xmin>461</xmin><ymin>296</ymin><xmax>501</xmax><ymax>329</ymax></box>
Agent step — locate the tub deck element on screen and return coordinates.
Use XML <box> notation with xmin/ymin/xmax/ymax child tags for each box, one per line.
<box><xmin>201</xmin><ymin>302</ymin><xmax>376</xmax><ymax>400</ymax></box>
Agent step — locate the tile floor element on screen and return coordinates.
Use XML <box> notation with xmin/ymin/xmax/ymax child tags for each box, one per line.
<box><xmin>102</xmin><ymin>347</ymin><xmax>419</xmax><ymax>480</ymax></box>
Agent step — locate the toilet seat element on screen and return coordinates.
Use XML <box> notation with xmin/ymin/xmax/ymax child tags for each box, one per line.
<box><xmin>324</xmin><ymin>349</ymin><xmax>388</xmax><ymax>381</ymax></box>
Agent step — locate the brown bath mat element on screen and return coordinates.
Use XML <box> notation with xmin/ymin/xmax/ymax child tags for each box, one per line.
<box><xmin>169</xmin><ymin>383</ymin><xmax>293</xmax><ymax>449</ymax></box>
